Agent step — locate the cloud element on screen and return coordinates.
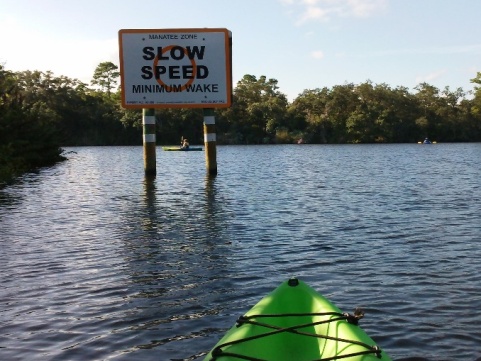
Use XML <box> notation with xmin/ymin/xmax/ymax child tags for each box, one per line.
<box><xmin>347</xmin><ymin>0</ymin><xmax>387</xmax><ymax>17</ymax></box>
<box><xmin>282</xmin><ymin>0</ymin><xmax>387</xmax><ymax>24</ymax></box>
<box><xmin>311</xmin><ymin>50</ymin><xmax>325</xmax><ymax>59</ymax></box>
<box><xmin>415</xmin><ymin>69</ymin><xmax>447</xmax><ymax>84</ymax></box>
<box><xmin>298</xmin><ymin>5</ymin><xmax>332</xmax><ymax>23</ymax></box>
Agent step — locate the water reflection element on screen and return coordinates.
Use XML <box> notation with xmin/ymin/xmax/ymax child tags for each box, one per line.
<box><xmin>141</xmin><ymin>175</ymin><xmax>158</xmax><ymax>232</ymax></box>
<box><xmin>102</xmin><ymin>170</ymin><xmax>239</xmax><ymax>359</ymax></box>
<box><xmin>203</xmin><ymin>174</ymin><xmax>227</xmax><ymax>241</ymax></box>
<box><xmin>204</xmin><ymin>175</ymin><xmax>216</xmax><ymax>209</ymax></box>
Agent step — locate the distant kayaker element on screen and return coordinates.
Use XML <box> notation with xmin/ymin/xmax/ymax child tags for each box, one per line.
<box><xmin>181</xmin><ymin>138</ymin><xmax>190</xmax><ymax>149</ymax></box>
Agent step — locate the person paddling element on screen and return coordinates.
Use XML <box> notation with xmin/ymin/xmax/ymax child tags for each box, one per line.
<box><xmin>180</xmin><ymin>137</ymin><xmax>190</xmax><ymax>150</ymax></box>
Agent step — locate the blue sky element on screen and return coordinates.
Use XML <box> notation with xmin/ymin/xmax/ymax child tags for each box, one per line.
<box><xmin>1</xmin><ymin>0</ymin><xmax>480</xmax><ymax>101</ymax></box>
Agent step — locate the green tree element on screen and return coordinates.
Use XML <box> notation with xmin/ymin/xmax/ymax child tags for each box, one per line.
<box><xmin>325</xmin><ymin>83</ymin><xmax>359</xmax><ymax>143</ymax></box>
<box><xmin>436</xmin><ymin>86</ymin><xmax>466</xmax><ymax>141</ymax></box>
<box><xmin>470</xmin><ymin>72</ymin><xmax>481</xmax><ymax>116</ymax></box>
<box><xmin>91</xmin><ymin>61</ymin><xmax>120</xmax><ymax>97</ymax></box>
<box><xmin>413</xmin><ymin>83</ymin><xmax>473</xmax><ymax>142</ymax></box>
<box><xmin>350</xmin><ymin>82</ymin><xmax>419</xmax><ymax>143</ymax></box>
<box><xmin>289</xmin><ymin>88</ymin><xmax>330</xmax><ymax>143</ymax></box>
<box><xmin>1</xmin><ymin>66</ymin><xmax>67</xmax><ymax>184</ymax></box>
<box><xmin>467</xmin><ymin>72</ymin><xmax>481</xmax><ymax>139</ymax></box>
<box><xmin>414</xmin><ymin>82</ymin><xmax>442</xmax><ymax>139</ymax></box>
<box><xmin>227</xmin><ymin>75</ymin><xmax>288</xmax><ymax>143</ymax></box>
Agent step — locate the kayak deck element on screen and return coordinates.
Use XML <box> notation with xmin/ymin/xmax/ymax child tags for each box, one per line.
<box><xmin>203</xmin><ymin>278</ymin><xmax>391</xmax><ymax>360</ymax></box>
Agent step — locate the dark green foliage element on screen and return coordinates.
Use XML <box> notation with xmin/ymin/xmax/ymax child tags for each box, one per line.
<box><xmin>0</xmin><ymin>67</ymin><xmax>67</xmax><ymax>185</ymax></box>
<box><xmin>216</xmin><ymin>75</ymin><xmax>289</xmax><ymax>144</ymax></box>
<box><xmin>1</xmin><ymin>61</ymin><xmax>481</xmax><ymax>186</ymax></box>
<box><xmin>288</xmin><ymin>81</ymin><xmax>481</xmax><ymax>144</ymax></box>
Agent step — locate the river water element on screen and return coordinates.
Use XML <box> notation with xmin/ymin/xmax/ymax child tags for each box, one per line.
<box><xmin>1</xmin><ymin>144</ymin><xmax>480</xmax><ymax>360</ymax></box>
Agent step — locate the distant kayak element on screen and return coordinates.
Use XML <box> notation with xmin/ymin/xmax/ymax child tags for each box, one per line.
<box><xmin>162</xmin><ymin>147</ymin><xmax>203</xmax><ymax>151</ymax></box>
<box><xmin>417</xmin><ymin>138</ymin><xmax>436</xmax><ymax>144</ymax></box>
<box><xmin>203</xmin><ymin>278</ymin><xmax>392</xmax><ymax>361</ymax></box>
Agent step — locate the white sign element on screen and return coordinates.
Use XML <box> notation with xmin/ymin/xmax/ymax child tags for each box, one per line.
<box><xmin>118</xmin><ymin>28</ymin><xmax>232</xmax><ymax>109</ymax></box>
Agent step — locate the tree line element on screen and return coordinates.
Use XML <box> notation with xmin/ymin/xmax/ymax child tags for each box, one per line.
<box><xmin>1</xmin><ymin>61</ymin><xmax>481</xmax><ymax>184</ymax></box>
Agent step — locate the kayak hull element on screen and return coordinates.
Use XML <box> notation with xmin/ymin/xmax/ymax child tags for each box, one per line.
<box><xmin>162</xmin><ymin>147</ymin><xmax>203</xmax><ymax>151</ymax></box>
<box><xmin>203</xmin><ymin>279</ymin><xmax>391</xmax><ymax>360</ymax></box>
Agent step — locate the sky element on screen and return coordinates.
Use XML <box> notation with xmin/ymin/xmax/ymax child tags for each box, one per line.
<box><xmin>1</xmin><ymin>0</ymin><xmax>481</xmax><ymax>101</ymax></box>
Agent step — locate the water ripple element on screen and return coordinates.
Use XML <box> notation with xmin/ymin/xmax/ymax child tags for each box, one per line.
<box><xmin>1</xmin><ymin>144</ymin><xmax>481</xmax><ymax>360</ymax></box>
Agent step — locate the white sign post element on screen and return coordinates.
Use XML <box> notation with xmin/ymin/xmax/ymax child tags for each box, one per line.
<box><xmin>118</xmin><ymin>28</ymin><xmax>232</xmax><ymax>109</ymax></box>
